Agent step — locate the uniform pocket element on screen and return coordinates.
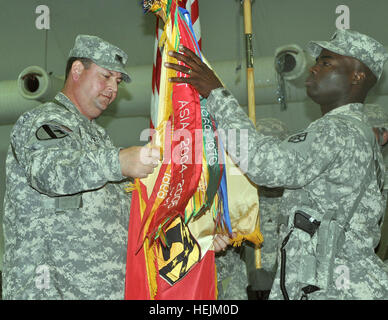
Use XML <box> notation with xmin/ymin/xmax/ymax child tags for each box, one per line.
<box><xmin>55</xmin><ymin>193</ymin><xmax>82</xmax><ymax>213</ymax></box>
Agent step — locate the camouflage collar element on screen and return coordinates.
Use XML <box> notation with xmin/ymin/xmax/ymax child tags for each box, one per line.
<box><xmin>325</xmin><ymin>103</ymin><xmax>364</xmax><ymax>117</ymax></box>
<box><xmin>54</xmin><ymin>92</ymin><xmax>93</xmax><ymax>122</ymax></box>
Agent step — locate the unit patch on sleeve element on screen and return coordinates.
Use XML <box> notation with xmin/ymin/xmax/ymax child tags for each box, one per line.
<box><xmin>288</xmin><ymin>132</ymin><xmax>308</xmax><ymax>143</ymax></box>
<box><xmin>35</xmin><ymin>123</ymin><xmax>72</xmax><ymax>140</ymax></box>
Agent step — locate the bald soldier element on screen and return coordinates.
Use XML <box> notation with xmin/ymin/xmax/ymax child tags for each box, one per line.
<box><xmin>166</xmin><ymin>29</ymin><xmax>388</xmax><ymax>299</ymax></box>
<box><xmin>2</xmin><ymin>35</ymin><xmax>160</xmax><ymax>299</ymax></box>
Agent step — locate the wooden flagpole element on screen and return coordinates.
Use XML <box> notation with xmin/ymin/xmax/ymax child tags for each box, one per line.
<box><xmin>243</xmin><ymin>0</ymin><xmax>256</xmax><ymax>125</ymax></box>
<box><xmin>243</xmin><ymin>0</ymin><xmax>262</xmax><ymax>270</ymax></box>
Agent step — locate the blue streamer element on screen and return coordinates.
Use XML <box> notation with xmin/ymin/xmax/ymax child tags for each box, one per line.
<box><xmin>218</xmin><ymin>131</ymin><xmax>233</xmax><ymax>234</ymax></box>
<box><xmin>178</xmin><ymin>6</ymin><xmax>230</xmax><ymax>233</ymax></box>
<box><xmin>178</xmin><ymin>7</ymin><xmax>202</xmax><ymax>60</ymax></box>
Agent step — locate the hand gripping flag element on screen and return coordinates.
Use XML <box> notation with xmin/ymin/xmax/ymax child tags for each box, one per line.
<box><xmin>125</xmin><ymin>0</ymin><xmax>262</xmax><ymax>300</ymax></box>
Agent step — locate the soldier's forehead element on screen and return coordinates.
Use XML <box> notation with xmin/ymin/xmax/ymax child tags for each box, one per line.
<box><xmin>91</xmin><ymin>63</ymin><xmax>122</xmax><ymax>76</ymax></box>
<box><xmin>319</xmin><ymin>49</ymin><xmax>356</xmax><ymax>62</ymax></box>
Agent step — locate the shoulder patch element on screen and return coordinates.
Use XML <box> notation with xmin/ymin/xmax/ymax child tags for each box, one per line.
<box><xmin>288</xmin><ymin>132</ymin><xmax>308</xmax><ymax>143</ymax></box>
<box><xmin>35</xmin><ymin>124</ymin><xmax>71</xmax><ymax>140</ymax></box>
<box><xmin>221</xmin><ymin>89</ymin><xmax>231</xmax><ymax>97</ymax></box>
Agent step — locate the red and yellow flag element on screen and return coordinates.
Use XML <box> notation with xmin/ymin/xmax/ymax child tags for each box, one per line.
<box><xmin>126</xmin><ymin>0</ymin><xmax>219</xmax><ymax>300</ymax></box>
<box><xmin>125</xmin><ymin>0</ymin><xmax>262</xmax><ymax>300</ymax></box>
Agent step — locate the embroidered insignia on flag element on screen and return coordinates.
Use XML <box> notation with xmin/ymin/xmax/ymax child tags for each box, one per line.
<box><xmin>157</xmin><ymin>216</ymin><xmax>200</xmax><ymax>285</ymax></box>
<box><xmin>125</xmin><ymin>0</ymin><xmax>261</xmax><ymax>300</ymax></box>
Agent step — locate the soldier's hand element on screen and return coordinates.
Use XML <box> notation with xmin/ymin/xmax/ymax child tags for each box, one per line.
<box><xmin>213</xmin><ymin>232</ymin><xmax>237</xmax><ymax>253</ymax></box>
<box><xmin>165</xmin><ymin>45</ymin><xmax>223</xmax><ymax>98</ymax></box>
<box><xmin>119</xmin><ymin>145</ymin><xmax>160</xmax><ymax>179</ymax></box>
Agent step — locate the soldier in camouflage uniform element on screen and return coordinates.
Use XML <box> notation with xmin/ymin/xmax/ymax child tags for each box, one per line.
<box><xmin>244</xmin><ymin>118</ymin><xmax>289</xmax><ymax>299</ymax></box>
<box><xmin>167</xmin><ymin>29</ymin><xmax>388</xmax><ymax>299</ymax></box>
<box><xmin>216</xmin><ymin>118</ymin><xmax>288</xmax><ymax>300</ymax></box>
<box><xmin>2</xmin><ymin>35</ymin><xmax>160</xmax><ymax>299</ymax></box>
<box><xmin>364</xmin><ymin>104</ymin><xmax>388</xmax><ymax>261</ymax></box>
<box><xmin>365</xmin><ymin>104</ymin><xmax>388</xmax><ymax>148</ymax></box>
<box><xmin>215</xmin><ymin>246</ymin><xmax>247</xmax><ymax>300</ymax></box>
<box><xmin>364</xmin><ymin>103</ymin><xmax>388</xmax><ymax>200</ymax></box>
<box><xmin>216</xmin><ymin>118</ymin><xmax>289</xmax><ymax>300</ymax></box>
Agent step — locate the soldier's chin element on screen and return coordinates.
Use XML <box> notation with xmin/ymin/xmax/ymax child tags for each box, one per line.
<box><xmin>95</xmin><ymin>99</ymin><xmax>108</xmax><ymax>111</ymax></box>
<box><xmin>306</xmin><ymin>86</ymin><xmax>319</xmax><ymax>102</ymax></box>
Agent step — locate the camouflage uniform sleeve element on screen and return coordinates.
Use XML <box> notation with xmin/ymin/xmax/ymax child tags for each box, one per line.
<box><xmin>206</xmin><ymin>88</ymin><xmax>345</xmax><ymax>188</ymax></box>
<box><xmin>10</xmin><ymin>112</ymin><xmax>125</xmax><ymax>197</ymax></box>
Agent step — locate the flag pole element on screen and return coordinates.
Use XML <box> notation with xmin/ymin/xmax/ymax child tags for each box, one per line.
<box><xmin>242</xmin><ymin>0</ymin><xmax>262</xmax><ymax>270</ymax></box>
<box><xmin>243</xmin><ymin>0</ymin><xmax>256</xmax><ymax>125</ymax></box>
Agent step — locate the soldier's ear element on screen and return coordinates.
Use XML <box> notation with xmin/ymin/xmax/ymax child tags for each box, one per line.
<box><xmin>71</xmin><ymin>60</ymin><xmax>85</xmax><ymax>81</ymax></box>
<box><xmin>374</xmin><ymin>127</ymin><xmax>388</xmax><ymax>146</ymax></box>
<box><xmin>382</xmin><ymin>129</ymin><xmax>388</xmax><ymax>146</ymax></box>
<box><xmin>351</xmin><ymin>71</ymin><xmax>366</xmax><ymax>85</ymax></box>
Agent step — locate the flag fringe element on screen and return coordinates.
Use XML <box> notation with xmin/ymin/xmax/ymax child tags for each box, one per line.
<box><xmin>230</xmin><ymin>225</ymin><xmax>263</xmax><ymax>248</ymax></box>
<box><xmin>145</xmin><ymin>239</ymin><xmax>158</xmax><ymax>299</ymax></box>
<box><xmin>230</xmin><ymin>206</ymin><xmax>263</xmax><ymax>249</ymax></box>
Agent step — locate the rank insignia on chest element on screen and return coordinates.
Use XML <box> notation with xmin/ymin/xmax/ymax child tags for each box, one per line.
<box><xmin>288</xmin><ymin>132</ymin><xmax>308</xmax><ymax>143</ymax></box>
<box><xmin>157</xmin><ymin>216</ymin><xmax>201</xmax><ymax>286</ymax></box>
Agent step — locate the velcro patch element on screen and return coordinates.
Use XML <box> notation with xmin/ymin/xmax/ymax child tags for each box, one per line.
<box><xmin>221</xmin><ymin>89</ymin><xmax>231</xmax><ymax>97</ymax></box>
<box><xmin>35</xmin><ymin>124</ymin><xmax>71</xmax><ymax>140</ymax></box>
<box><xmin>115</xmin><ymin>54</ymin><xmax>123</xmax><ymax>64</ymax></box>
<box><xmin>288</xmin><ymin>132</ymin><xmax>308</xmax><ymax>143</ymax></box>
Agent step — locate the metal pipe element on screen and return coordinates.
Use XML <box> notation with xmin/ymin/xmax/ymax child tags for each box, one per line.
<box><xmin>1</xmin><ymin>44</ymin><xmax>386</xmax><ymax>126</ymax></box>
<box><xmin>18</xmin><ymin>65</ymin><xmax>63</xmax><ymax>102</ymax></box>
<box><xmin>0</xmin><ymin>53</ymin><xmax>313</xmax><ymax>125</ymax></box>
<box><xmin>0</xmin><ymin>80</ymin><xmax>39</xmax><ymax>125</ymax></box>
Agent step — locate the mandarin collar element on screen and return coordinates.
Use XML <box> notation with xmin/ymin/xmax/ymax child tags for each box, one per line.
<box><xmin>54</xmin><ymin>92</ymin><xmax>95</xmax><ymax>123</ymax></box>
<box><xmin>325</xmin><ymin>103</ymin><xmax>364</xmax><ymax>117</ymax></box>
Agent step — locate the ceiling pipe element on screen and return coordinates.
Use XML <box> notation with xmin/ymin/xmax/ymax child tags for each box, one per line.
<box><xmin>16</xmin><ymin>64</ymin><xmax>154</xmax><ymax>118</ymax></box>
<box><xmin>18</xmin><ymin>65</ymin><xmax>64</xmax><ymax>102</ymax></box>
<box><xmin>0</xmin><ymin>80</ymin><xmax>39</xmax><ymax>125</ymax></box>
<box><xmin>14</xmin><ymin>44</ymin><xmax>313</xmax><ymax>117</ymax></box>
<box><xmin>0</xmin><ymin>44</ymin><xmax>387</xmax><ymax>126</ymax></box>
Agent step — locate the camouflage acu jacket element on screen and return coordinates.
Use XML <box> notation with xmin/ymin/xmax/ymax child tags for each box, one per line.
<box><xmin>2</xmin><ymin>92</ymin><xmax>131</xmax><ymax>299</ymax></box>
<box><xmin>206</xmin><ymin>88</ymin><xmax>388</xmax><ymax>300</ymax></box>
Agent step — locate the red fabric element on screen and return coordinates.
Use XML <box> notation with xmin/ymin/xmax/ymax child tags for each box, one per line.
<box><xmin>124</xmin><ymin>181</ymin><xmax>150</xmax><ymax>300</ymax></box>
<box><xmin>151</xmin><ymin>0</ymin><xmax>201</xmax><ymax>129</ymax></box>
<box><xmin>177</xmin><ymin>0</ymin><xmax>188</xmax><ymax>8</ymax></box>
<box><xmin>125</xmin><ymin>0</ymin><xmax>214</xmax><ymax>301</ymax></box>
<box><xmin>186</xmin><ymin>0</ymin><xmax>201</xmax><ymax>49</ymax></box>
<box><xmin>124</xmin><ymin>180</ymin><xmax>217</xmax><ymax>300</ymax></box>
<box><xmin>189</xmin><ymin>1</ymin><xmax>199</xmax><ymax>26</ymax></box>
<box><xmin>151</xmin><ymin>17</ymin><xmax>162</xmax><ymax>98</ymax></box>
<box><xmin>156</xmin><ymin>250</ymin><xmax>216</xmax><ymax>300</ymax></box>
<box><xmin>142</xmin><ymin>0</ymin><xmax>203</xmax><ymax>242</ymax></box>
